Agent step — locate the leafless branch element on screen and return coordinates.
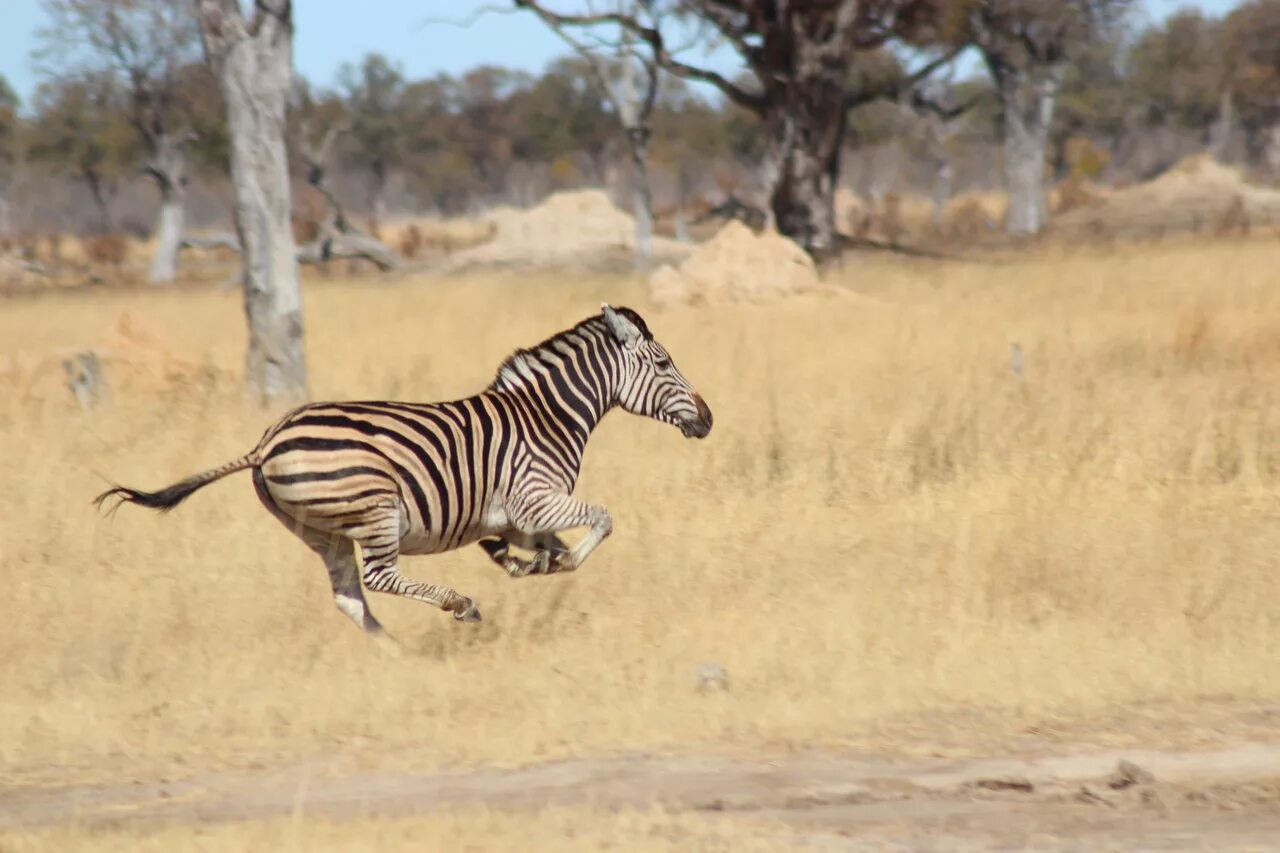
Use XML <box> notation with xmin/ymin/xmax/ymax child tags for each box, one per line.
<box><xmin>511</xmin><ymin>0</ymin><xmax>765</xmax><ymax>112</ymax></box>
<box><xmin>417</xmin><ymin>3</ymin><xmax>516</xmax><ymax>30</ymax></box>
<box><xmin>846</xmin><ymin>46</ymin><xmax>966</xmax><ymax>109</ymax></box>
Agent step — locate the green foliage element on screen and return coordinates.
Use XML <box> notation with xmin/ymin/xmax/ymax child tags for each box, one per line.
<box><xmin>1223</xmin><ymin>1</ymin><xmax>1280</xmax><ymax>140</ymax></box>
<box><xmin>0</xmin><ymin>75</ymin><xmax>19</xmax><ymax>179</ymax></box>
<box><xmin>25</xmin><ymin>73</ymin><xmax>135</xmax><ymax>181</ymax></box>
<box><xmin>337</xmin><ymin>53</ymin><xmax>408</xmax><ymax>184</ymax></box>
<box><xmin>1127</xmin><ymin>10</ymin><xmax>1225</xmax><ymax>130</ymax></box>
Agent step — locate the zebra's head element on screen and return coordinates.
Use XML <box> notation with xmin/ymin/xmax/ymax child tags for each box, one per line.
<box><xmin>601</xmin><ymin>304</ymin><xmax>713</xmax><ymax>439</ymax></box>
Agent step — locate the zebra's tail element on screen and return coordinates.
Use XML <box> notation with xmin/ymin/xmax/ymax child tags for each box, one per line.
<box><xmin>93</xmin><ymin>451</ymin><xmax>260</xmax><ymax>515</ymax></box>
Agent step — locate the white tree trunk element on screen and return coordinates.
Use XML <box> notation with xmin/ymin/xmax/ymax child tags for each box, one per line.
<box><xmin>145</xmin><ymin>132</ymin><xmax>194</xmax><ymax>285</ymax></box>
<box><xmin>1209</xmin><ymin>88</ymin><xmax>1238</xmax><ymax>164</ymax></box>
<box><xmin>999</xmin><ymin>65</ymin><xmax>1063</xmax><ymax>237</ymax></box>
<box><xmin>196</xmin><ymin>1</ymin><xmax>306</xmax><ymax>404</ymax></box>
<box><xmin>627</xmin><ymin>131</ymin><xmax>653</xmax><ymax>270</ymax></box>
<box><xmin>148</xmin><ymin>187</ymin><xmax>186</xmax><ymax>284</ymax></box>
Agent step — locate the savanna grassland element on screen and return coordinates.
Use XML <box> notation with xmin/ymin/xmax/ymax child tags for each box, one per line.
<box><xmin>4</xmin><ymin>239</ymin><xmax>1280</xmax><ymax>848</ymax></box>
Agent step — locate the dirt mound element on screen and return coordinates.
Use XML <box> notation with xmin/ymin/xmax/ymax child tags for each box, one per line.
<box><xmin>1056</xmin><ymin>154</ymin><xmax>1280</xmax><ymax>238</ymax></box>
<box><xmin>648</xmin><ymin>221</ymin><xmax>822</xmax><ymax>306</ymax></box>
<box><xmin>436</xmin><ymin>190</ymin><xmax>688</xmax><ymax>273</ymax></box>
<box><xmin>0</xmin><ymin>311</ymin><xmax>211</xmax><ymax>404</ymax></box>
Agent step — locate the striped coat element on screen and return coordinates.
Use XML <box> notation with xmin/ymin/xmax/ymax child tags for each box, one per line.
<box><xmin>97</xmin><ymin>305</ymin><xmax>712</xmax><ymax>638</ymax></box>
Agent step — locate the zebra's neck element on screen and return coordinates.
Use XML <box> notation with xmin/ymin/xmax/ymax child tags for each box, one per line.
<box><xmin>487</xmin><ymin>319</ymin><xmax>623</xmax><ymax>455</ymax></box>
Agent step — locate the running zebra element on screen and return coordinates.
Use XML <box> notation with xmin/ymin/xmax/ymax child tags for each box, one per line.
<box><xmin>96</xmin><ymin>305</ymin><xmax>713</xmax><ymax>635</ymax></box>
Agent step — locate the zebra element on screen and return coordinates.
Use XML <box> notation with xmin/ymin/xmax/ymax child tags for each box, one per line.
<box><xmin>95</xmin><ymin>304</ymin><xmax>713</xmax><ymax>637</ymax></box>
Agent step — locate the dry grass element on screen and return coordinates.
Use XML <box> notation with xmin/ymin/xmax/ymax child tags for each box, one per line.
<box><xmin>2</xmin><ymin>807</ymin><xmax>785</xmax><ymax>852</ymax></box>
<box><xmin>4</xmin><ymin>239</ymin><xmax>1280</xmax><ymax>793</ymax></box>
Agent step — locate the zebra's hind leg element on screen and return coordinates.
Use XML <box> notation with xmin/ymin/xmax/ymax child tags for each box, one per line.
<box><xmin>358</xmin><ymin>512</ymin><xmax>482</xmax><ymax>623</ymax></box>
<box><xmin>252</xmin><ymin>468</ymin><xmax>391</xmax><ymax>639</ymax></box>
<box><xmin>478</xmin><ymin>532</ymin><xmax>568</xmax><ymax>578</ymax></box>
<box><xmin>309</xmin><ymin>533</ymin><xmax>386</xmax><ymax>636</ymax></box>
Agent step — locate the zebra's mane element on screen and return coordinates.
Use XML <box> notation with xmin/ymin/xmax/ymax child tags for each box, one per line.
<box><xmin>488</xmin><ymin>308</ymin><xmax>652</xmax><ymax>393</ymax></box>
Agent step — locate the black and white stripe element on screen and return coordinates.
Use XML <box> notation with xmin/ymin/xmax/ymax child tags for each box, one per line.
<box><xmin>96</xmin><ymin>305</ymin><xmax>712</xmax><ymax>635</ymax></box>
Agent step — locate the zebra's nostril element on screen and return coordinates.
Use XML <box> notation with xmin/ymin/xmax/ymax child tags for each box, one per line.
<box><xmin>695</xmin><ymin>395</ymin><xmax>713</xmax><ymax>428</ymax></box>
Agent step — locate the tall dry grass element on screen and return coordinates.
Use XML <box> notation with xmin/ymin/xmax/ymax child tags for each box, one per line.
<box><xmin>4</xmin><ymin>240</ymin><xmax>1280</xmax><ymax>788</ymax></box>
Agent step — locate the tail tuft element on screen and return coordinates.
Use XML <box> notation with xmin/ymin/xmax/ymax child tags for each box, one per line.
<box><xmin>93</xmin><ymin>452</ymin><xmax>258</xmax><ymax>516</ymax></box>
<box><xmin>93</xmin><ymin>479</ymin><xmax>207</xmax><ymax>515</ymax></box>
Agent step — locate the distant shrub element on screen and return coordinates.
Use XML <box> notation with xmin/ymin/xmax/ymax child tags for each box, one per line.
<box><xmin>398</xmin><ymin>223</ymin><xmax>424</xmax><ymax>259</ymax></box>
<box><xmin>83</xmin><ymin>233</ymin><xmax>127</xmax><ymax>266</ymax></box>
<box><xmin>549</xmin><ymin>156</ymin><xmax>580</xmax><ymax>189</ymax></box>
<box><xmin>945</xmin><ymin>197</ymin><xmax>998</xmax><ymax>240</ymax></box>
<box><xmin>1063</xmin><ymin>136</ymin><xmax>1109</xmax><ymax>180</ymax></box>
<box><xmin>1054</xmin><ymin>177</ymin><xmax>1103</xmax><ymax>215</ymax></box>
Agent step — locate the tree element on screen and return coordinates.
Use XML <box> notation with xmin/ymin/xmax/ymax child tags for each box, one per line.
<box><xmin>25</xmin><ymin>73</ymin><xmax>134</xmax><ymax>233</ymax></box>
<box><xmin>36</xmin><ymin>0</ymin><xmax>208</xmax><ymax>282</ymax></box>
<box><xmin>0</xmin><ymin>76</ymin><xmax>20</xmax><ymax>237</ymax></box>
<box><xmin>337</xmin><ymin>53</ymin><xmax>407</xmax><ymax>228</ymax></box>
<box><xmin>505</xmin><ymin>1</ymin><xmax>955</xmax><ymax>262</ymax></box>
<box><xmin>514</xmin><ymin>1</ymin><xmax>664</xmax><ymax>268</ymax></box>
<box><xmin>1127</xmin><ymin>10</ymin><xmax>1224</xmax><ymax>134</ymax></box>
<box><xmin>932</xmin><ymin>0</ymin><xmax>1133</xmax><ymax>235</ymax></box>
<box><xmin>195</xmin><ymin>0</ymin><xmax>307</xmax><ymax>405</ymax></box>
<box><xmin>292</xmin><ymin>109</ymin><xmax>402</xmax><ymax>272</ymax></box>
<box><xmin>1221</xmin><ymin>1</ymin><xmax>1280</xmax><ymax>169</ymax></box>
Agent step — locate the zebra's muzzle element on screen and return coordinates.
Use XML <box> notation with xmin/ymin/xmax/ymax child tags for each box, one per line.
<box><xmin>681</xmin><ymin>395</ymin><xmax>713</xmax><ymax>439</ymax></box>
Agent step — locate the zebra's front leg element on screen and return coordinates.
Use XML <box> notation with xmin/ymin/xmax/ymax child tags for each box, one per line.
<box><xmin>478</xmin><ymin>532</ymin><xmax>568</xmax><ymax>578</ymax></box>
<box><xmin>358</xmin><ymin>512</ymin><xmax>482</xmax><ymax>622</ymax></box>
<box><xmin>509</xmin><ymin>492</ymin><xmax>612</xmax><ymax>574</ymax></box>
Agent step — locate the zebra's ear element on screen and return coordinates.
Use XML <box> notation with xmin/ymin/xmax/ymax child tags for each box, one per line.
<box><xmin>602</xmin><ymin>303</ymin><xmax>642</xmax><ymax>349</ymax></box>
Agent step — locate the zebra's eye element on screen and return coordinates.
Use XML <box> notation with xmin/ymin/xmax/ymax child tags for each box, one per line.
<box><xmin>654</xmin><ymin>357</ymin><xmax>672</xmax><ymax>371</ymax></box>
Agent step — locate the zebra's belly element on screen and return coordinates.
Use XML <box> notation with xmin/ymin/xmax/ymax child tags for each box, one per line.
<box><xmin>398</xmin><ymin>499</ymin><xmax>511</xmax><ymax>556</ymax></box>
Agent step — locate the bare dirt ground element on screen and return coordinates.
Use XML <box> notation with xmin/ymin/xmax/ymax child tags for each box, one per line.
<box><xmin>5</xmin><ymin>706</ymin><xmax>1280</xmax><ymax>851</ymax></box>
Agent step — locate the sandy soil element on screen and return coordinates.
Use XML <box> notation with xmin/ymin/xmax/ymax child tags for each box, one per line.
<box><xmin>5</xmin><ymin>706</ymin><xmax>1279</xmax><ymax>851</ymax></box>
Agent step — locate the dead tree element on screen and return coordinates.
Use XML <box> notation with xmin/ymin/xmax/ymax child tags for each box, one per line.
<box><xmin>295</xmin><ymin>119</ymin><xmax>400</xmax><ymax>271</ymax></box>
<box><xmin>514</xmin><ymin>1</ymin><xmax>662</xmax><ymax>269</ymax></box>
<box><xmin>35</xmin><ymin>0</ymin><xmax>203</xmax><ymax>283</ymax></box>
<box><xmin>965</xmin><ymin>0</ymin><xmax>1132</xmax><ymax>236</ymax></box>
<box><xmin>905</xmin><ymin>78</ymin><xmax>981</xmax><ymax>232</ymax></box>
<box><xmin>195</xmin><ymin>0</ymin><xmax>307</xmax><ymax>404</ymax></box>
<box><xmin>509</xmin><ymin>1</ymin><xmax>955</xmax><ymax>262</ymax></box>
<box><xmin>145</xmin><ymin>129</ymin><xmax>199</xmax><ymax>282</ymax></box>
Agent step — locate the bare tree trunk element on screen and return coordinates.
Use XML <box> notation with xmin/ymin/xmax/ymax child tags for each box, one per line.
<box><xmin>754</xmin><ymin>8</ymin><xmax>860</xmax><ymax>262</ymax></box>
<box><xmin>627</xmin><ymin>129</ymin><xmax>653</xmax><ymax>270</ymax></box>
<box><xmin>1264</xmin><ymin>125</ymin><xmax>1280</xmax><ymax>181</ymax></box>
<box><xmin>299</xmin><ymin>120</ymin><xmax>401</xmax><ymax>272</ymax></box>
<box><xmin>1209</xmin><ymin>88</ymin><xmax>1237</xmax><ymax>164</ymax></box>
<box><xmin>995</xmin><ymin>64</ymin><xmax>1063</xmax><ymax>237</ymax></box>
<box><xmin>369</xmin><ymin>161</ymin><xmax>388</xmax><ymax>232</ymax></box>
<box><xmin>766</xmin><ymin>95</ymin><xmax>845</xmax><ymax>260</ymax></box>
<box><xmin>196</xmin><ymin>0</ymin><xmax>306</xmax><ymax>404</ymax></box>
<box><xmin>931</xmin><ymin>159</ymin><xmax>953</xmax><ymax>233</ymax></box>
<box><xmin>84</xmin><ymin>168</ymin><xmax>114</xmax><ymax>234</ymax></box>
<box><xmin>148</xmin><ymin>186</ymin><xmax>185</xmax><ymax>283</ymax></box>
<box><xmin>146</xmin><ymin>132</ymin><xmax>193</xmax><ymax>284</ymax></box>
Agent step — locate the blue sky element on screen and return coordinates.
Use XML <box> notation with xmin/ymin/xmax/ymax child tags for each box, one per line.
<box><xmin>0</xmin><ymin>0</ymin><xmax>1243</xmax><ymax>108</ymax></box>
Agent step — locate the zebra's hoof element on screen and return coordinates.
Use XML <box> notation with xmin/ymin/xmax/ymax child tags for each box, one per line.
<box><xmin>453</xmin><ymin>601</ymin><xmax>482</xmax><ymax>623</ymax></box>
